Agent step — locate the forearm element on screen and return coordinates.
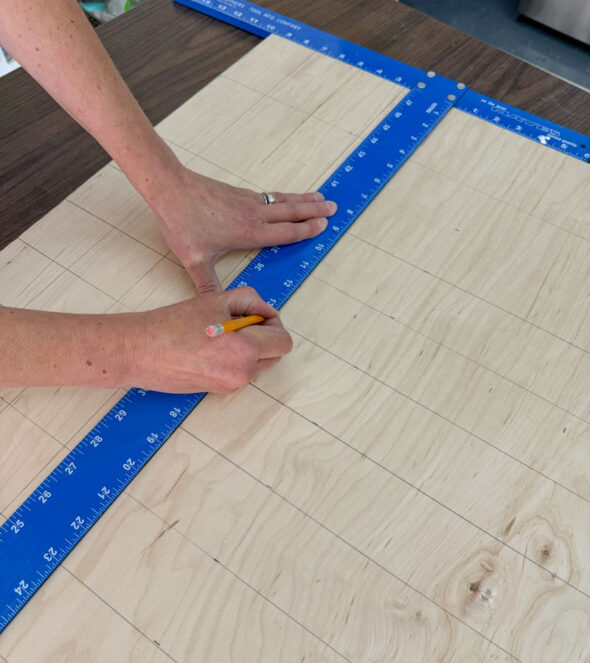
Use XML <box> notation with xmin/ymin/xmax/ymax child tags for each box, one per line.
<box><xmin>0</xmin><ymin>291</ymin><xmax>294</xmax><ymax>394</ymax></box>
<box><xmin>0</xmin><ymin>307</ymin><xmax>137</xmax><ymax>388</ymax></box>
<box><xmin>0</xmin><ymin>0</ymin><xmax>181</xmax><ymax>207</ymax></box>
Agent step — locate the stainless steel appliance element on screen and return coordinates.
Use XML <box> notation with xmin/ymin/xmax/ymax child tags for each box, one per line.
<box><xmin>519</xmin><ymin>0</ymin><xmax>590</xmax><ymax>45</ymax></box>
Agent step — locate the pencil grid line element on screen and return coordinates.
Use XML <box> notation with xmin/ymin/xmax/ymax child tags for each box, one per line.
<box><xmin>259</xmin><ymin>112</ymin><xmax>350</xmax><ymax>166</ymax></box>
<box><xmin>7</xmin><ymin>385</ymin><xmax>115</xmax><ymax>457</ymax></box>
<box><xmin>106</xmin><ymin>148</ymin><xmax>255</xmax><ymax>190</ymax></box>
<box><xmin>2</xmin><ymin>43</ymin><xmax>589</xmax><ymax>660</ymax></box>
<box><xmin>120</xmin><ymin>492</ymin><xmax>353</xmax><ymax>663</ymax></box>
<box><xmin>311</xmin><ymin>272</ymin><xmax>590</xmax><ymax>446</ymax></box>
<box><xmin>16</xmin><ymin>159</ymin><xmax>590</xmax><ymax>371</ymax></box>
<box><xmin>0</xmin><ymin>442</ymin><xmax>68</xmax><ymax>519</ymax></box>
<box><xmin>180</xmin><ymin>77</ymin><xmax>264</xmax><ymax>157</ymax></box>
<box><xmin>2</xmin><ymin>311</ymin><xmax>556</xmax><ymax>660</ymax></box>
<box><xmin>221</xmin><ymin>72</ymin><xmax>361</xmax><ymax>137</ymax></box>
<box><xmin>18</xmin><ymin>236</ymin><xmax>120</xmax><ymax>308</ymax></box>
<box><xmin>60</xmin><ymin>566</ymin><xmax>178</xmax><ymax>663</ymax></box>
<box><xmin>113</xmin><ymin>254</ymin><xmax>180</xmax><ymax>308</ymax></box>
<box><xmin>0</xmin><ymin>401</ymin><xmax>67</xmax><ymax>472</ymax></box>
<box><xmin>0</xmin><ymin>505</ymin><xmax>177</xmax><ymax>661</ymax></box>
<box><xmin>0</xmin><ymin>389</ymin><xmax>22</xmax><ymax>405</ymax></box>
<box><xmin>413</xmin><ymin>154</ymin><xmax>590</xmax><ymax>248</ymax></box>
<box><xmin>159</xmin><ymin>104</ymin><xmax>387</xmax><ymax>196</ymax></box>
<box><xmin>8</xmin><ymin>387</ymin><xmax>114</xmax><ymax>450</ymax></box>
<box><xmin>156</xmin><ymin>72</ymin><xmax>409</xmax><ymax>190</ymax></box>
<box><xmin>1</xmin><ymin>242</ymin><xmax>66</xmax><ymax>311</ymax></box>
<box><xmin>0</xmin><ymin>406</ymin><xmax>349</xmax><ymax>660</ymax></box>
<box><xmin>282</xmin><ymin>324</ymin><xmax>590</xmax><ymax>508</ymax></box>
<box><xmin>144</xmin><ymin>424</ymin><xmax>523</xmax><ymax>663</ymax></box>
<box><xmin>61</xmin><ymin>390</ymin><xmax>126</xmax><ymax>451</ymax></box>
<box><xmin>249</xmin><ymin>44</ymin><xmax>410</xmax><ymax>139</ymax></box>
<box><xmin>66</xmin><ymin>198</ymin><xmax>168</xmax><ymax>260</ymax></box>
<box><xmin>246</xmin><ymin>380</ymin><xmax>590</xmax><ymax>602</ymax></box>
<box><xmin>347</xmin><ymin>229</ymin><xmax>590</xmax><ymax>357</ymax></box>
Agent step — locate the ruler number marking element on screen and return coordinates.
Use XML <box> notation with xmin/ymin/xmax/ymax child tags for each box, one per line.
<box><xmin>43</xmin><ymin>547</ymin><xmax>58</xmax><ymax>563</ymax></box>
<box><xmin>10</xmin><ymin>519</ymin><xmax>24</xmax><ymax>534</ymax></box>
<box><xmin>64</xmin><ymin>461</ymin><xmax>76</xmax><ymax>476</ymax></box>
<box><xmin>122</xmin><ymin>458</ymin><xmax>136</xmax><ymax>471</ymax></box>
<box><xmin>89</xmin><ymin>435</ymin><xmax>103</xmax><ymax>448</ymax></box>
<box><xmin>0</xmin><ymin>0</ymin><xmax>488</xmax><ymax>634</ymax></box>
<box><xmin>13</xmin><ymin>580</ymin><xmax>29</xmax><ymax>596</ymax></box>
<box><xmin>37</xmin><ymin>490</ymin><xmax>52</xmax><ymax>504</ymax></box>
<box><xmin>71</xmin><ymin>516</ymin><xmax>85</xmax><ymax>531</ymax></box>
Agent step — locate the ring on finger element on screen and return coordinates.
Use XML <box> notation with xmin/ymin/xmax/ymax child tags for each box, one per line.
<box><xmin>261</xmin><ymin>191</ymin><xmax>276</xmax><ymax>205</ymax></box>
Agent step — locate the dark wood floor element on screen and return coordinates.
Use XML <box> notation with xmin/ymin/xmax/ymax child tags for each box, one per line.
<box><xmin>1</xmin><ymin>0</ymin><xmax>588</xmax><ymax>250</ymax></box>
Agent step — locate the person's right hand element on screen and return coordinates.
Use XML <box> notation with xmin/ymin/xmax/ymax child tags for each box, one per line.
<box><xmin>129</xmin><ymin>287</ymin><xmax>292</xmax><ymax>394</ymax></box>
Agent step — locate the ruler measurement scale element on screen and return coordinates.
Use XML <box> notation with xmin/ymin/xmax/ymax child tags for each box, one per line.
<box><xmin>1</xmin><ymin>0</ymin><xmax>587</xmax><ymax>634</ymax></box>
<box><xmin>175</xmin><ymin>0</ymin><xmax>459</xmax><ymax>89</ymax></box>
<box><xmin>457</xmin><ymin>91</ymin><xmax>590</xmax><ymax>162</ymax></box>
<box><xmin>0</xmin><ymin>51</ymin><xmax>460</xmax><ymax>634</ymax></box>
<box><xmin>175</xmin><ymin>0</ymin><xmax>590</xmax><ymax>161</ymax></box>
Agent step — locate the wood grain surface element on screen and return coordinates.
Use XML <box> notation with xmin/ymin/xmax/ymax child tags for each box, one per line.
<box><xmin>1</xmin><ymin>35</ymin><xmax>590</xmax><ymax>661</ymax></box>
<box><xmin>0</xmin><ymin>0</ymin><xmax>588</xmax><ymax>250</ymax></box>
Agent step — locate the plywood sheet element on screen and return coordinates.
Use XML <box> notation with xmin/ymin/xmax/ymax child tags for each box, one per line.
<box><xmin>1</xmin><ymin>35</ymin><xmax>590</xmax><ymax>662</ymax></box>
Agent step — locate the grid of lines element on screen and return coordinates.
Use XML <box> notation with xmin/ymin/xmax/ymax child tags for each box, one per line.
<box><xmin>1</xmin><ymin>35</ymin><xmax>590</xmax><ymax>662</ymax></box>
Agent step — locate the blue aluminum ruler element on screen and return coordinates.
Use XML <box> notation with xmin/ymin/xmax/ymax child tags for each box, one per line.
<box><xmin>176</xmin><ymin>0</ymin><xmax>590</xmax><ymax>162</ymax></box>
<box><xmin>457</xmin><ymin>90</ymin><xmax>589</xmax><ymax>162</ymax></box>
<box><xmin>0</xmin><ymin>0</ymin><xmax>587</xmax><ymax>636</ymax></box>
<box><xmin>0</xmin><ymin>5</ymin><xmax>461</xmax><ymax>634</ymax></box>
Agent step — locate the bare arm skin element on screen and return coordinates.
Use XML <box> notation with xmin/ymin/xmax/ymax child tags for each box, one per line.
<box><xmin>0</xmin><ymin>289</ymin><xmax>292</xmax><ymax>393</ymax></box>
<box><xmin>0</xmin><ymin>0</ymin><xmax>337</xmax><ymax>292</ymax></box>
<box><xmin>0</xmin><ymin>0</ymin><xmax>332</xmax><ymax>390</ymax></box>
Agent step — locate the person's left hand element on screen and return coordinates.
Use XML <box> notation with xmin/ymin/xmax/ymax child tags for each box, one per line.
<box><xmin>152</xmin><ymin>167</ymin><xmax>337</xmax><ymax>293</ymax></box>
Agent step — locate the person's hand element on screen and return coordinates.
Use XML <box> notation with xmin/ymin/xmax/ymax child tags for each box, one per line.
<box><xmin>131</xmin><ymin>286</ymin><xmax>292</xmax><ymax>394</ymax></box>
<box><xmin>153</xmin><ymin>167</ymin><xmax>337</xmax><ymax>293</ymax></box>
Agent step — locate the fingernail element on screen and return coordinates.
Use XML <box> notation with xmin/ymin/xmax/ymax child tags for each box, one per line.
<box><xmin>319</xmin><ymin>218</ymin><xmax>328</xmax><ymax>231</ymax></box>
<box><xmin>326</xmin><ymin>201</ymin><xmax>337</xmax><ymax>214</ymax></box>
<box><xmin>314</xmin><ymin>192</ymin><xmax>325</xmax><ymax>201</ymax></box>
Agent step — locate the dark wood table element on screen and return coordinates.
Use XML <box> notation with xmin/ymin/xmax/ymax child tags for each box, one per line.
<box><xmin>1</xmin><ymin>0</ymin><xmax>588</xmax><ymax>250</ymax></box>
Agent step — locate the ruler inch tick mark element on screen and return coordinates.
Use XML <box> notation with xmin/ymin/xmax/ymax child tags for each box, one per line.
<box><xmin>175</xmin><ymin>0</ymin><xmax>590</xmax><ymax>161</ymax></box>
<box><xmin>1</xmin><ymin>0</ymin><xmax>587</xmax><ymax>636</ymax></box>
<box><xmin>0</xmin><ymin>75</ymin><xmax>459</xmax><ymax>633</ymax></box>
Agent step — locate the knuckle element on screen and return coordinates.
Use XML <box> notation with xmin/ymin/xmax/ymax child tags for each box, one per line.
<box><xmin>284</xmin><ymin>224</ymin><xmax>300</xmax><ymax>243</ymax></box>
<box><xmin>238</xmin><ymin>285</ymin><xmax>257</xmax><ymax>298</ymax></box>
<box><xmin>301</xmin><ymin>221</ymin><xmax>315</xmax><ymax>239</ymax></box>
<box><xmin>287</xmin><ymin>202</ymin><xmax>299</xmax><ymax>218</ymax></box>
<box><xmin>220</xmin><ymin>371</ymin><xmax>245</xmax><ymax>393</ymax></box>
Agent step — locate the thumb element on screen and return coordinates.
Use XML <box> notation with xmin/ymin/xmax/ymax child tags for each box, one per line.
<box><xmin>185</xmin><ymin>257</ymin><xmax>222</xmax><ymax>295</ymax></box>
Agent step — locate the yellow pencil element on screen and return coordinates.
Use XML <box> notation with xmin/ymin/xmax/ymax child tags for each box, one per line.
<box><xmin>205</xmin><ymin>314</ymin><xmax>265</xmax><ymax>337</ymax></box>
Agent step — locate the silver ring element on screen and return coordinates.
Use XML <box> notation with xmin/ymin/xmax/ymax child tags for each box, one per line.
<box><xmin>261</xmin><ymin>191</ymin><xmax>276</xmax><ymax>205</ymax></box>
